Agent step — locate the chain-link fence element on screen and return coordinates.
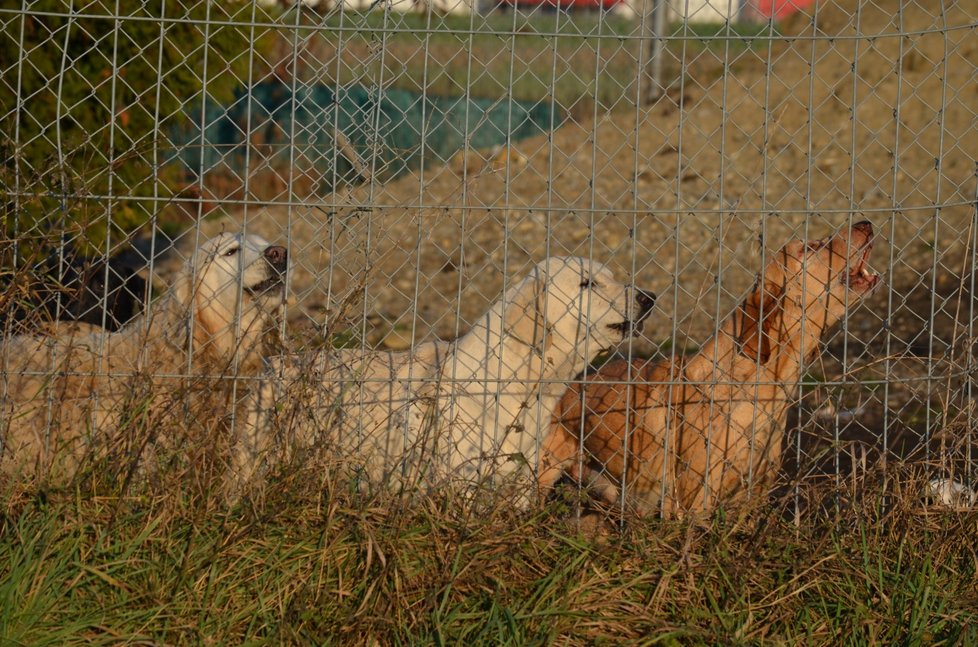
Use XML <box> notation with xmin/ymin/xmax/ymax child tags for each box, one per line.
<box><xmin>1</xmin><ymin>0</ymin><xmax>976</xmax><ymax>516</ymax></box>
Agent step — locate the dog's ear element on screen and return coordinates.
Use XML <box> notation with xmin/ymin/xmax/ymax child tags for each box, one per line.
<box><xmin>172</xmin><ymin>267</ymin><xmax>194</xmax><ymax>311</ymax></box>
<box><xmin>193</xmin><ymin>278</ymin><xmax>242</xmax><ymax>366</ymax></box>
<box><xmin>173</xmin><ymin>262</ymin><xmax>227</xmax><ymax>363</ymax></box>
<box><xmin>735</xmin><ymin>282</ymin><xmax>782</xmax><ymax>365</ymax></box>
<box><xmin>503</xmin><ymin>271</ymin><xmax>546</xmax><ymax>349</ymax></box>
<box><xmin>193</xmin><ymin>290</ymin><xmax>227</xmax><ymax>356</ymax></box>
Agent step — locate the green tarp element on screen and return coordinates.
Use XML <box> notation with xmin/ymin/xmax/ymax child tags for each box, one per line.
<box><xmin>173</xmin><ymin>83</ymin><xmax>560</xmax><ymax>192</ymax></box>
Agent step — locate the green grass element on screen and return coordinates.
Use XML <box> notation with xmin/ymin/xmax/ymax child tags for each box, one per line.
<box><xmin>1</xmin><ymin>480</ymin><xmax>976</xmax><ymax>645</ymax></box>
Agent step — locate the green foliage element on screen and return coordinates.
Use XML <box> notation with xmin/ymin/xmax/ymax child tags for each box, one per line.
<box><xmin>0</xmin><ymin>0</ymin><xmax>262</xmax><ymax>253</ymax></box>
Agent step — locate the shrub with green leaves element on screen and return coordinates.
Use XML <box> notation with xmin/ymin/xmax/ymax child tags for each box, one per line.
<box><xmin>0</xmin><ymin>0</ymin><xmax>267</xmax><ymax>254</ymax></box>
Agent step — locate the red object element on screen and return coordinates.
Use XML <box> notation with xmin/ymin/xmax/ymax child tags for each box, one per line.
<box><xmin>751</xmin><ymin>0</ymin><xmax>816</xmax><ymax>20</ymax></box>
<box><xmin>502</xmin><ymin>0</ymin><xmax>624</xmax><ymax>10</ymax></box>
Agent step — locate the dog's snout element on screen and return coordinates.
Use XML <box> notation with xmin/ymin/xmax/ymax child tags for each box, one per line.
<box><xmin>852</xmin><ymin>220</ymin><xmax>873</xmax><ymax>236</ymax></box>
<box><xmin>264</xmin><ymin>245</ymin><xmax>288</xmax><ymax>269</ymax></box>
<box><xmin>636</xmin><ymin>289</ymin><xmax>656</xmax><ymax>312</ymax></box>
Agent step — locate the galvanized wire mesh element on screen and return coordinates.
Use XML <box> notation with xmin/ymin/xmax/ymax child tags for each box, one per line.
<box><xmin>1</xmin><ymin>0</ymin><xmax>976</xmax><ymax>514</ymax></box>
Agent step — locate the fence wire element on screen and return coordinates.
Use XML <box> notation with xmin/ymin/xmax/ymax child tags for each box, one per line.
<box><xmin>1</xmin><ymin>0</ymin><xmax>976</xmax><ymax>516</ymax></box>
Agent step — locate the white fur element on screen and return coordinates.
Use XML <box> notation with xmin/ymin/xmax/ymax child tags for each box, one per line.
<box><xmin>236</xmin><ymin>256</ymin><xmax>654</xmax><ymax>497</ymax></box>
<box><xmin>925</xmin><ymin>478</ymin><xmax>977</xmax><ymax>508</ymax></box>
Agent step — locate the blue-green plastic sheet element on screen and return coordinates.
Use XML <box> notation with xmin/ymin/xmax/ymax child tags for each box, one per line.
<box><xmin>173</xmin><ymin>82</ymin><xmax>561</xmax><ymax>192</ymax></box>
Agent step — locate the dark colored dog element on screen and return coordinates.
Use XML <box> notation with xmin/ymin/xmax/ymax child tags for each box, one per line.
<box><xmin>1</xmin><ymin>247</ymin><xmax>147</xmax><ymax>334</ymax></box>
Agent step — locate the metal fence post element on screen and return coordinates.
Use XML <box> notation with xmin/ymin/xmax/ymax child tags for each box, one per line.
<box><xmin>642</xmin><ymin>0</ymin><xmax>667</xmax><ymax>104</ymax></box>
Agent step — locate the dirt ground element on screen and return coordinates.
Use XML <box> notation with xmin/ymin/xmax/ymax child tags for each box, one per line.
<box><xmin>183</xmin><ymin>0</ymin><xmax>976</xmax><ymax>481</ymax></box>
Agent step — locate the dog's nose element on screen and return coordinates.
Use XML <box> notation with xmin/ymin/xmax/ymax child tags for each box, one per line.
<box><xmin>636</xmin><ymin>289</ymin><xmax>656</xmax><ymax>312</ymax></box>
<box><xmin>264</xmin><ymin>245</ymin><xmax>288</xmax><ymax>269</ymax></box>
<box><xmin>852</xmin><ymin>220</ymin><xmax>873</xmax><ymax>236</ymax></box>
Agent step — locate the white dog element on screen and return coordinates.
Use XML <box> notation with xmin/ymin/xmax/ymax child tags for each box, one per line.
<box><xmin>0</xmin><ymin>233</ymin><xmax>288</xmax><ymax>482</ymax></box>
<box><xmin>235</xmin><ymin>256</ymin><xmax>655</xmax><ymax>497</ymax></box>
<box><xmin>234</xmin><ymin>340</ymin><xmax>452</xmax><ymax>491</ymax></box>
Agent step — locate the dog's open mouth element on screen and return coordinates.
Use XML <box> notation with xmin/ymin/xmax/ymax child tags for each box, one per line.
<box><xmin>845</xmin><ymin>240</ymin><xmax>880</xmax><ymax>293</ymax></box>
<box><xmin>608</xmin><ymin>319</ymin><xmax>645</xmax><ymax>338</ymax></box>
<box><xmin>245</xmin><ymin>275</ymin><xmax>285</xmax><ymax>297</ymax></box>
<box><xmin>608</xmin><ymin>290</ymin><xmax>656</xmax><ymax>338</ymax></box>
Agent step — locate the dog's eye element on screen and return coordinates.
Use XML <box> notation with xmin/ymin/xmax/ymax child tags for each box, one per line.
<box><xmin>223</xmin><ymin>247</ymin><xmax>239</xmax><ymax>257</ymax></box>
<box><xmin>806</xmin><ymin>240</ymin><xmax>826</xmax><ymax>252</ymax></box>
<box><xmin>580</xmin><ymin>279</ymin><xmax>600</xmax><ymax>289</ymax></box>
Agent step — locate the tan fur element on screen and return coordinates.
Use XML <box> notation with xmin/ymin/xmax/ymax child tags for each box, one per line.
<box><xmin>538</xmin><ymin>222</ymin><xmax>880</xmax><ymax>518</ymax></box>
<box><xmin>0</xmin><ymin>233</ymin><xmax>288</xmax><ymax>484</ymax></box>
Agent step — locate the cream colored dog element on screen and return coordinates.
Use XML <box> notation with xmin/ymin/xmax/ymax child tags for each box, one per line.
<box><xmin>0</xmin><ymin>233</ymin><xmax>288</xmax><ymax>482</ymax></box>
<box><xmin>233</xmin><ymin>340</ymin><xmax>451</xmax><ymax>492</ymax></box>
<box><xmin>235</xmin><ymin>256</ymin><xmax>655</xmax><ymax>496</ymax></box>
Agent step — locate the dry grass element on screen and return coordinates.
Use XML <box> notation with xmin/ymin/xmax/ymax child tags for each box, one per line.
<box><xmin>1</xmin><ymin>461</ymin><xmax>977</xmax><ymax>645</ymax></box>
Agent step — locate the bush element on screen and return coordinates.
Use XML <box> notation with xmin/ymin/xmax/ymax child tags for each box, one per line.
<box><xmin>0</xmin><ymin>0</ymin><xmax>267</xmax><ymax>254</ymax></box>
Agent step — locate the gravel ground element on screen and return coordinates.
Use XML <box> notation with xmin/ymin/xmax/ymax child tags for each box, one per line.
<box><xmin>172</xmin><ymin>0</ymin><xmax>976</xmax><ymax>476</ymax></box>
<box><xmin>192</xmin><ymin>0</ymin><xmax>976</xmax><ymax>348</ymax></box>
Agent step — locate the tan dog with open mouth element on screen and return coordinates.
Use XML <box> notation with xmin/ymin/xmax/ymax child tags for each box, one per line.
<box><xmin>0</xmin><ymin>233</ymin><xmax>288</xmax><ymax>482</ymax></box>
<box><xmin>538</xmin><ymin>221</ymin><xmax>880</xmax><ymax>518</ymax></box>
<box><xmin>236</xmin><ymin>256</ymin><xmax>656</xmax><ymax>496</ymax></box>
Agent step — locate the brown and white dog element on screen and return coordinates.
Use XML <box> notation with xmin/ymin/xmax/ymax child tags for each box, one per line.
<box><xmin>538</xmin><ymin>221</ymin><xmax>880</xmax><ymax>518</ymax></box>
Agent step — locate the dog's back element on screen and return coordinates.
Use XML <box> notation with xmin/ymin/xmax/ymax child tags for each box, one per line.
<box><xmin>541</xmin><ymin>357</ymin><xmax>683</xmax><ymax>512</ymax></box>
<box><xmin>0</xmin><ymin>324</ymin><xmax>110</xmax><ymax>478</ymax></box>
<box><xmin>234</xmin><ymin>341</ymin><xmax>450</xmax><ymax>493</ymax></box>
<box><xmin>543</xmin><ymin>335</ymin><xmax>800</xmax><ymax>516</ymax></box>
